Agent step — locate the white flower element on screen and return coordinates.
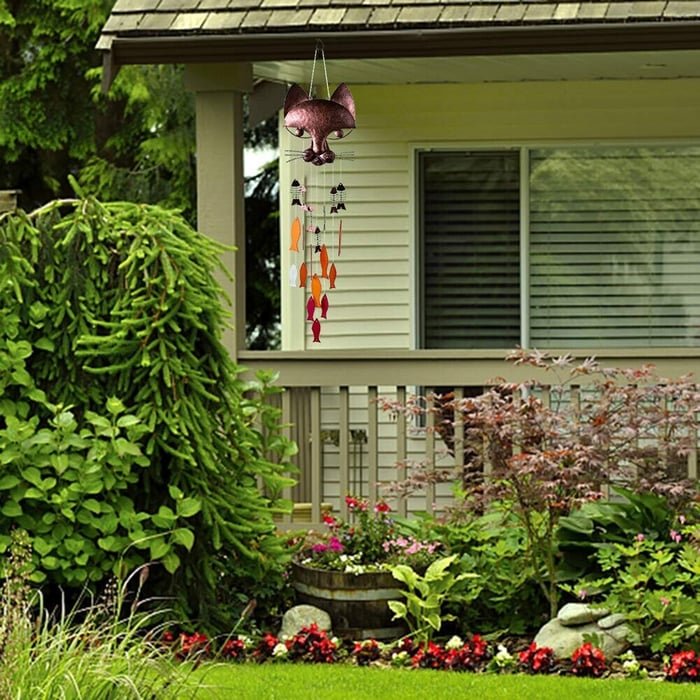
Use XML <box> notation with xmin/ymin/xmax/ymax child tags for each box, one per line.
<box><xmin>272</xmin><ymin>642</ymin><xmax>288</xmax><ymax>657</ymax></box>
<box><xmin>445</xmin><ymin>635</ymin><xmax>463</xmax><ymax>650</ymax></box>
<box><xmin>495</xmin><ymin>644</ymin><xmax>513</xmax><ymax>660</ymax></box>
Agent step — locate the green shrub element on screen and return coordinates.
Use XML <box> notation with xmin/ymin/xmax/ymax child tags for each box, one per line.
<box><xmin>0</xmin><ymin>194</ymin><xmax>295</xmax><ymax>627</ymax></box>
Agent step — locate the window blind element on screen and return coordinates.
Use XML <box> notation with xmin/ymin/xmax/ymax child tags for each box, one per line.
<box><xmin>421</xmin><ymin>151</ymin><xmax>520</xmax><ymax>349</ymax></box>
<box><xmin>529</xmin><ymin>147</ymin><xmax>700</xmax><ymax>348</ymax></box>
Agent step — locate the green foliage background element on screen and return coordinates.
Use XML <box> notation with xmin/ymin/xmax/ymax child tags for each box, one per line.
<box><xmin>0</xmin><ymin>194</ymin><xmax>295</xmax><ymax>626</ymax></box>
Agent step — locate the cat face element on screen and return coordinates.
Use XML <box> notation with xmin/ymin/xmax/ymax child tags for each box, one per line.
<box><xmin>284</xmin><ymin>83</ymin><xmax>356</xmax><ymax>166</ymax></box>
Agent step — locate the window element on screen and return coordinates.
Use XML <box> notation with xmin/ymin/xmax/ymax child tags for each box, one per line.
<box><xmin>420</xmin><ymin>146</ymin><xmax>700</xmax><ymax>349</ymax></box>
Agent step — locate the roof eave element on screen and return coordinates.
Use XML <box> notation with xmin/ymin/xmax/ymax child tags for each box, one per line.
<box><xmin>101</xmin><ymin>20</ymin><xmax>700</xmax><ymax>87</ymax></box>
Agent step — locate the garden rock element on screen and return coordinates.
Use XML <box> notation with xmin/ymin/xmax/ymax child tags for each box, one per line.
<box><xmin>557</xmin><ymin>603</ymin><xmax>609</xmax><ymax>626</ymax></box>
<box><xmin>535</xmin><ymin>607</ymin><xmax>631</xmax><ymax>659</ymax></box>
<box><xmin>280</xmin><ymin>605</ymin><xmax>332</xmax><ymax>639</ymax></box>
<box><xmin>598</xmin><ymin>613</ymin><xmax>626</xmax><ymax>630</ymax></box>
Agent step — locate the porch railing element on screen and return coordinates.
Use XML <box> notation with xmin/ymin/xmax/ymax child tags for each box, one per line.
<box><xmin>239</xmin><ymin>349</ymin><xmax>700</xmax><ymax>528</ymax></box>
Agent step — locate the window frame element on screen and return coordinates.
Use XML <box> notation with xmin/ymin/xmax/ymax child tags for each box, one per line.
<box><xmin>412</xmin><ymin>141</ymin><xmax>700</xmax><ymax>352</ymax></box>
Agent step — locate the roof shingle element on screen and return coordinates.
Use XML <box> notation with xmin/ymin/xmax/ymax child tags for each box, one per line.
<box><xmin>98</xmin><ymin>0</ymin><xmax>700</xmax><ymax>53</ymax></box>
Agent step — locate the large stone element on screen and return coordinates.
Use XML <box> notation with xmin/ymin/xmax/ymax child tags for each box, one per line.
<box><xmin>534</xmin><ymin>618</ymin><xmax>629</xmax><ymax>659</ymax></box>
<box><xmin>598</xmin><ymin>613</ymin><xmax>626</xmax><ymax>630</ymax></box>
<box><xmin>557</xmin><ymin>603</ymin><xmax>609</xmax><ymax>626</ymax></box>
<box><xmin>279</xmin><ymin>604</ymin><xmax>332</xmax><ymax>639</ymax></box>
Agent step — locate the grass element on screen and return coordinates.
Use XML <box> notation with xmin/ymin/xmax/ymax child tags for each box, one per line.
<box><xmin>189</xmin><ymin>664</ymin><xmax>700</xmax><ymax>700</ymax></box>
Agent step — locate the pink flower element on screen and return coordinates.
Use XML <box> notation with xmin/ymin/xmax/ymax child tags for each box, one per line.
<box><xmin>660</xmin><ymin>597</ymin><xmax>671</xmax><ymax>607</ymax></box>
<box><xmin>577</xmin><ymin>588</ymin><xmax>588</xmax><ymax>600</ymax></box>
<box><xmin>635</xmin><ymin>533</ymin><xmax>645</xmax><ymax>542</ymax></box>
<box><xmin>328</xmin><ymin>536</ymin><xmax>344</xmax><ymax>553</ymax></box>
<box><xmin>670</xmin><ymin>530</ymin><xmax>682</xmax><ymax>543</ymax></box>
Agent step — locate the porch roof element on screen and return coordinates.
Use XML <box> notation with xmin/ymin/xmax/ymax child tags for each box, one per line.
<box><xmin>98</xmin><ymin>1</ymin><xmax>700</xmax><ymax>67</ymax></box>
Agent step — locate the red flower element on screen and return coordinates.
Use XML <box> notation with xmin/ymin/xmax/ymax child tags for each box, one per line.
<box><xmin>518</xmin><ymin>642</ymin><xmax>555</xmax><ymax>674</ymax></box>
<box><xmin>570</xmin><ymin>642</ymin><xmax>606</xmax><ymax>677</ymax></box>
<box><xmin>221</xmin><ymin>638</ymin><xmax>246</xmax><ymax>661</ymax></box>
<box><xmin>374</xmin><ymin>500</ymin><xmax>391</xmax><ymax>513</ymax></box>
<box><xmin>178</xmin><ymin>631</ymin><xmax>210</xmax><ymax>660</ymax></box>
<box><xmin>666</xmin><ymin>650</ymin><xmax>700</xmax><ymax>682</ymax></box>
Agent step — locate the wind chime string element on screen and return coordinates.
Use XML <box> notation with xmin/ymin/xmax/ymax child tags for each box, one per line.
<box><xmin>308</xmin><ymin>40</ymin><xmax>331</xmax><ymax>100</ymax></box>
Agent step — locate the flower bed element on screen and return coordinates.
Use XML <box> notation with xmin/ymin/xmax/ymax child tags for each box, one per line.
<box><xmin>160</xmin><ymin>626</ymin><xmax>700</xmax><ymax>684</ymax></box>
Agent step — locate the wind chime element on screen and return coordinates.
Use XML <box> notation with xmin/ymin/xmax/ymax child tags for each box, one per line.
<box><xmin>284</xmin><ymin>42</ymin><xmax>355</xmax><ymax>344</ymax></box>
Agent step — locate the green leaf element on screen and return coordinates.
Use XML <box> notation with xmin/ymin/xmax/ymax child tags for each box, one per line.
<box><xmin>162</xmin><ymin>551</ymin><xmax>181</xmax><ymax>574</ymax></box>
<box><xmin>106</xmin><ymin>397</ymin><xmax>125</xmax><ymax>415</ymax></box>
<box><xmin>425</xmin><ymin>555</ymin><xmax>457</xmax><ymax>581</ymax></box>
<box><xmin>176</xmin><ymin>497</ymin><xmax>201</xmax><ymax>518</ymax></box>
<box><xmin>1</xmin><ymin>500</ymin><xmax>22</xmax><ymax>517</ymax></box>
<box><xmin>21</xmin><ymin>466</ymin><xmax>42</xmax><ymax>487</ymax></box>
<box><xmin>388</xmin><ymin>601</ymin><xmax>407</xmax><ymax>619</ymax></box>
<box><xmin>0</xmin><ymin>474</ymin><xmax>21</xmax><ymax>490</ymax></box>
<box><xmin>391</xmin><ymin>564</ymin><xmax>418</xmax><ymax>589</ymax></box>
<box><xmin>82</xmin><ymin>498</ymin><xmax>102</xmax><ymax>514</ymax></box>
<box><xmin>150</xmin><ymin>538</ymin><xmax>170</xmax><ymax>560</ymax></box>
<box><xmin>171</xmin><ymin>528</ymin><xmax>195</xmax><ymax>551</ymax></box>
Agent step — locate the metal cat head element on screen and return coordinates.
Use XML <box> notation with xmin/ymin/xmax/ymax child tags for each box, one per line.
<box><xmin>283</xmin><ymin>83</ymin><xmax>356</xmax><ymax>166</ymax></box>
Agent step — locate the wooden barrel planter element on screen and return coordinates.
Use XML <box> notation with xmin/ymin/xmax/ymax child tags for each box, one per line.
<box><xmin>290</xmin><ymin>560</ymin><xmax>406</xmax><ymax>640</ymax></box>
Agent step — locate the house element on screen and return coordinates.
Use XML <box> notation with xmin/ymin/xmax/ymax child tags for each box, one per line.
<box><xmin>98</xmin><ymin>1</ymin><xmax>700</xmax><ymax>522</ymax></box>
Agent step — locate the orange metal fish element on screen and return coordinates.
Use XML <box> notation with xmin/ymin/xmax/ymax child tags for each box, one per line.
<box><xmin>320</xmin><ymin>244</ymin><xmax>329</xmax><ymax>278</ymax></box>
<box><xmin>311</xmin><ymin>318</ymin><xmax>321</xmax><ymax>343</ymax></box>
<box><xmin>299</xmin><ymin>262</ymin><xmax>308</xmax><ymax>288</ymax></box>
<box><xmin>329</xmin><ymin>263</ymin><xmax>337</xmax><ymax>289</ymax></box>
<box><xmin>290</xmin><ymin>217</ymin><xmax>302</xmax><ymax>251</ymax></box>
<box><xmin>311</xmin><ymin>274</ymin><xmax>322</xmax><ymax>307</ymax></box>
<box><xmin>321</xmin><ymin>293</ymin><xmax>329</xmax><ymax>319</ymax></box>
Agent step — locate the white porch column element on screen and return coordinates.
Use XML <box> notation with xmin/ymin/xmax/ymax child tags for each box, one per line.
<box><xmin>184</xmin><ymin>63</ymin><xmax>252</xmax><ymax>360</ymax></box>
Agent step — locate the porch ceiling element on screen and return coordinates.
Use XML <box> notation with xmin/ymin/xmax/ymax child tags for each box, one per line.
<box><xmin>253</xmin><ymin>48</ymin><xmax>700</xmax><ymax>84</ymax></box>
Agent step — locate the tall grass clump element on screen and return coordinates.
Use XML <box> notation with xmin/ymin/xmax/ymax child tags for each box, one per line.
<box><xmin>0</xmin><ymin>530</ymin><xmax>196</xmax><ymax>699</ymax></box>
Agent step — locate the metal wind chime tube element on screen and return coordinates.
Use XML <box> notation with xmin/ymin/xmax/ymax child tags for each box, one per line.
<box><xmin>284</xmin><ymin>41</ymin><xmax>355</xmax><ymax>344</ymax></box>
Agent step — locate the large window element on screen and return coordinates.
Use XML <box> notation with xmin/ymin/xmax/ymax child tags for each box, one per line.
<box><xmin>420</xmin><ymin>146</ymin><xmax>700</xmax><ymax>349</ymax></box>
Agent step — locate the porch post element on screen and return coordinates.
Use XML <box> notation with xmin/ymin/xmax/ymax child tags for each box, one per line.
<box><xmin>184</xmin><ymin>63</ymin><xmax>253</xmax><ymax>360</ymax></box>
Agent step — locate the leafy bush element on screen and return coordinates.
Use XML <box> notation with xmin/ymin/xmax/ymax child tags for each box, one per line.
<box><xmin>389</xmin><ymin>555</ymin><xmax>475</xmax><ymax>643</ymax></box>
<box><xmin>557</xmin><ymin>486</ymin><xmax>681</xmax><ymax>582</ymax></box>
<box><xmin>0</xmin><ymin>195</ymin><xmax>295</xmax><ymax>626</ymax></box>
<box><xmin>581</xmin><ymin>534</ymin><xmax>700</xmax><ymax>653</ymax></box>
<box><xmin>405</xmin><ymin>508</ymin><xmax>547</xmax><ymax>635</ymax></box>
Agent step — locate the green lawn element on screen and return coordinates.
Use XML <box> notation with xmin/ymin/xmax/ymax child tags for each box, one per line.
<box><xmin>187</xmin><ymin>664</ymin><xmax>700</xmax><ymax>700</ymax></box>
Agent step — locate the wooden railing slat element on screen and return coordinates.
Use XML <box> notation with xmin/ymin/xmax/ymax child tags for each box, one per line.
<box><xmin>310</xmin><ymin>387</ymin><xmax>322</xmax><ymax>523</ymax></box>
<box><xmin>339</xmin><ymin>386</ymin><xmax>350</xmax><ymax>518</ymax></box>
<box><xmin>368</xmin><ymin>386</ymin><xmax>378</xmax><ymax>507</ymax></box>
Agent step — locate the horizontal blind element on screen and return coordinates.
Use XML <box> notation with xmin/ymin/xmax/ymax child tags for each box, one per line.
<box><xmin>530</xmin><ymin>147</ymin><xmax>700</xmax><ymax>348</ymax></box>
<box><xmin>421</xmin><ymin>151</ymin><xmax>520</xmax><ymax>349</ymax></box>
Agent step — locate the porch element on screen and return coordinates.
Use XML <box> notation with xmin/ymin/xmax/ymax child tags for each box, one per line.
<box><xmin>240</xmin><ymin>348</ymin><xmax>700</xmax><ymax>528</ymax></box>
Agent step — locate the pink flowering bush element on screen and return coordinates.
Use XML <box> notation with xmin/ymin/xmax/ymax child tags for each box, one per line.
<box><xmin>298</xmin><ymin>496</ymin><xmax>442</xmax><ymax>573</ymax></box>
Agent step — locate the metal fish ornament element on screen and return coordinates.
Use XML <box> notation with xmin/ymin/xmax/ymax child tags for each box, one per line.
<box><xmin>291</xmin><ymin>179</ymin><xmax>303</xmax><ymax>206</ymax></box>
<box><xmin>306</xmin><ymin>295</ymin><xmax>315</xmax><ymax>321</ymax></box>
<box><xmin>311</xmin><ymin>318</ymin><xmax>322</xmax><ymax>343</ymax></box>
<box><xmin>336</xmin><ymin>182</ymin><xmax>346</xmax><ymax>211</ymax></box>
<box><xmin>290</xmin><ymin>217</ymin><xmax>302</xmax><ymax>251</ymax></box>
<box><xmin>313</xmin><ymin>226</ymin><xmax>321</xmax><ymax>253</ymax></box>
<box><xmin>311</xmin><ymin>274</ymin><xmax>322</xmax><ymax>307</ymax></box>
<box><xmin>289</xmin><ymin>263</ymin><xmax>298</xmax><ymax>287</ymax></box>
<box><xmin>320</xmin><ymin>244</ymin><xmax>329</xmax><ymax>278</ymax></box>
<box><xmin>321</xmin><ymin>293</ymin><xmax>329</xmax><ymax>319</ymax></box>
<box><xmin>299</xmin><ymin>262</ymin><xmax>308</xmax><ymax>288</ymax></box>
<box><xmin>329</xmin><ymin>262</ymin><xmax>337</xmax><ymax>289</ymax></box>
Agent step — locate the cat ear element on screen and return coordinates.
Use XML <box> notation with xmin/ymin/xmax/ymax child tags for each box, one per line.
<box><xmin>330</xmin><ymin>83</ymin><xmax>356</xmax><ymax>122</ymax></box>
<box><xmin>284</xmin><ymin>84</ymin><xmax>310</xmax><ymax>116</ymax></box>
